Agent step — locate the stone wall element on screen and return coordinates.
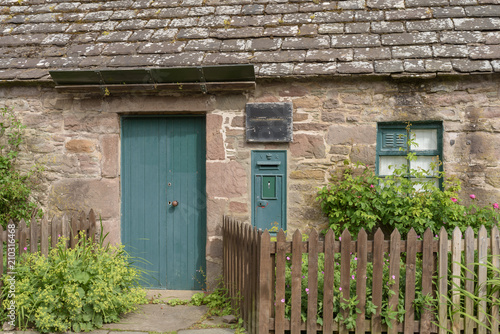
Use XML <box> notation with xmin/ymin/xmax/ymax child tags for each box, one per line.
<box><xmin>211</xmin><ymin>74</ymin><xmax>500</xmax><ymax>233</ymax></box>
<box><xmin>2</xmin><ymin>73</ymin><xmax>500</xmax><ymax>285</ymax></box>
<box><xmin>1</xmin><ymin>84</ymin><xmax>122</xmax><ymax>244</ymax></box>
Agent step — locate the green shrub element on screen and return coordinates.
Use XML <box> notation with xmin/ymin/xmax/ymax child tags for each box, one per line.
<box><xmin>281</xmin><ymin>252</ymin><xmax>429</xmax><ymax>328</ymax></box>
<box><xmin>316</xmin><ymin>162</ymin><xmax>499</xmax><ymax>238</ymax></box>
<box><xmin>0</xmin><ymin>106</ymin><xmax>42</xmax><ymax>227</ymax></box>
<box><xmin>305</xmin><ymin>128</ymin><xmax>499</xmax><ymax>327</ymax></box>
<box><xmin>1</xmin><ymin>233</ymin><xmax>147</xmax><ymax>332</ymax></box>
<box><xmin>317</xmin><ymin>125</ymin><xmax>499</xmax><ymax>237</ymax></box>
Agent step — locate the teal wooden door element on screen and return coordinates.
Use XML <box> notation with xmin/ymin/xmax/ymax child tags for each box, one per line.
<box><xmin>121</xmin><ymin>116</ymin><xmax>206</xmax><ymax>289</ymax></box>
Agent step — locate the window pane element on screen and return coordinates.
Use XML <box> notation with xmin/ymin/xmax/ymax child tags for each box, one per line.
<box><xmin>412</xmin><ymin>178</ymin><xmax>439</xmax><ymax>191</ymax></box>
<box><xmin>410</xmin><ymin>129</ymin><xmax>437</xmax><ymax>151</ymax></box>
<box><xmin>410</xmin><ymin>156</ymin><xmax>439</xmax><ymax>176</ymax></box>
<box><xmin>379</xmin><ymin>156</ymin><xmax>406</xmax><ymax>175</ymax></box>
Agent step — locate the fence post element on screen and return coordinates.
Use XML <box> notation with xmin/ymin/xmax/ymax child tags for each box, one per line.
<box><xmin>223</xmin><ymin>217</ymin><xmax>228</xmax><ymax>302</ymax></box>
<box><xmin>40</xmin><ymin>217</ymin><xmax>49</xmax><ymax>256</ymax></box>
<box><xmin>420</xmin><ymin>228</ymin><xmax>434</xmax><ymax>334</ymax></box>
<box><xmin>227</xmin><ymin>218</ymin><xmax>233</xmax><ymax>304</ymax></box>
<box><xmin>438</xmin><ymin>227</ymin><xmax>448</xmax><ymax>334</ymax></box>
<box><xmin>70</xmin><ymin>215</ymin><xmax>79</xmax><ymax>248</ymax></box>
<box><xmin>243</xmin><ymin>224</ymin><xmax>250</xmax><ymax>330</ymax></box>
<box><xmin>388</xmin><ymin>229</ymin><xmax>401</xmax><ymax>334</ymax></box>
<box><xmin>30</xmin><ymin>216</ymin><xmax>37</xmax><ymax>254</ymax></box>
<box><xmin>51</xmin><ymin>216</ymin><xmax>59</xmax><ymax>248</ymax></box>
<box><xmin>371</xmin><ymin>228</ymin><xmax>384</xmax><ymax>334</ymax></box>
<box><xmin>404</xmin><ymin>228</ymin><xmax>417</xmax><ymax>334</ymax></box>
<box><xmin>478</xmin><ymin>225</ymin><xmax>488</xmax><ymax>334</ymax></box>
<box><xmin>451</xmin><ymin>227</ymin><xmax>462</xmax><ymax>334</ymax></box>
<box><xmin>323</xmin><ymin>229</ymin><xmax>335</xmax><ymax>334</ymax></box>
<box><xmin>291</xmin><ymin>230</ymin><xmax>302</xmax><ymax>334</ymax></box>
<box><xmin>356</xmin><ymin>228</ymin><xmax>367</xmax><ymax>334</ymax></box>
<box><xmin>78</xmin><ymin>211</ymin><xmax>86</xmax><ymax>239</ymax></box>
<box><xmin>236</xmin><ymin>222</ymin><xmax>242</xmax><ymax>318</ymax></box>
<box><xmin>307</xmin><ymin>229</ymin><xmax>319</xmax><ymax>334</ymax></box>
<box><xmin>491</xmin><ymin>226</ymin><xmax>500</xmax><ymax>334</ymax></box>
<box><xmin>89</xmin><ymin>209</ymin><xmax>97</xmax><ymax>242</ymax></box>
<box><xmin>19</xmin><ymin>219</ymin><xmax>27</xmax><ymax>256</ymax></box>
<box><xmin>464</xmin><ymin>227</ymin><xmax>474</xmax><ymax>334</ymax></box>
<box><xmin>340</xmin><ymin>229</ymin><xmax>352</xmax><ymax>334</ymax></box>
<box><xmin>275</xmin><ymin>229</ymin><xmax>286</xmax><ymax>334</ymax></box>
<box><xmin>61</xmin><ymin>214</ymin><xmax>69</xmax><ymax>248</ymax></box>
<box><xmin>251</xmin><ymin>227</ymin><xmax>259</xmax><ymax>334</ymax></box>
<box><xmin>258</xmin><ymin>230</ymin><xmax>271</xmax><ymax>334</ymax></box>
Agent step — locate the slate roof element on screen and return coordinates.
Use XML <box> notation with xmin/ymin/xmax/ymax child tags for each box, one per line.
<box><xmin>1</xmin><ymin>0</ymin><xmax>500</xmax><ymax>81</ymax></box>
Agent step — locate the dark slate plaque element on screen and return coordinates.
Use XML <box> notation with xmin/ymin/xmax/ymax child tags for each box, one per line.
<box><xmin>245</xmin><ymin>102</ymin><xmax>293</xmax><ymax>142</ymax></box>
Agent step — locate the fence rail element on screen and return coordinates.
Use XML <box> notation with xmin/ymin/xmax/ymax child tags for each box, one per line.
<box><xmin>223</xmin><ymin>216</ymin><xmax>500</xmax><ymax>334</ymax></box>
<box><xmin>0</xmin><ymin>210</ymin><xmax>98</xmax><ymax>276</ymax></box>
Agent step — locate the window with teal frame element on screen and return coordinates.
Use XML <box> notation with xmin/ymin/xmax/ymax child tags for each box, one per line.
<box><xmin>376</xmin><ymin>122</ymin><xmax>443</xmax><ymax>189</ymax></box>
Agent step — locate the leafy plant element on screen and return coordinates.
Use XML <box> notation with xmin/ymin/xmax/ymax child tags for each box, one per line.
<box><xmin>335</xmin><ymin>294</ymin><xmax>360</xmax><ymax>329</ymax></box>
<box><xmin>280</xmin><ymin>252</ymin><xmax>422</xmax><ymax>328</ymax></box>
<box><xmin>0</xmin><ymin>231</ymin><xmax>147</xmax><ymax>332</ymax></box>
<box><xmin>311</xmin><ymin>123</ymin><xmax>499</xmax><ymax>329</ymax></box>
<box><xmin>317</xmin><ymin>128</ymin><xmax>499</xmax><ymax>238</ymax></box>
<box><xmin>192</xmin><ymin>288</ymin><xmax>246</xmax><ymax>333</ymax></box>
<box><xmin>165</xmin><ymin>298</ymin><xmax>190</xmax><ymax>306</ymax></box>
<box><xmin>0</xmin><ymin>106</ymin><xmax>42</xmax><ymax>228</ymax></box>
<box><xmin>190</xmin><ymin>286</ymin><xmax>233</xmax><ymax>317</ymax></box>
<box><xmin>440</xmin><ymin>254</ymin><xmax>500</xmax><ymax>334</ymax></box>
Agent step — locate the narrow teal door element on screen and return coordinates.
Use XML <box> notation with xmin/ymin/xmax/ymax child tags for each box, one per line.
<box><xmin>121</xmin><ymin>116</ymin><xmax>206</xmax><ymax>289</ymax></box>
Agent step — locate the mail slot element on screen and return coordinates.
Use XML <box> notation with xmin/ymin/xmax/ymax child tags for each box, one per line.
<box><xmin>251</xmin><ymin>150</ymin><xmax>286</xmax><ymax>232</ymax></box>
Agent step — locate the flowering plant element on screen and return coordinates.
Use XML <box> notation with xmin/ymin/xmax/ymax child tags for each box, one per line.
<box><xmin>281</xmin><ymin>252</ymin><xmax>419</xmax><ymax>328</ymax></box>
<box><xmin>318</xmin><ymin>125</ymin><xmax>499</xmax><ymax>237</ymax></box>
<box><xmin>0</xmin><ymin>232</ymin><xmax>146</xmax><ymax>332</ymax></box>
<box><xmin>317</xmin><ymin>161</ymin><xmax>499</xmax><ymax>238</ymax></box>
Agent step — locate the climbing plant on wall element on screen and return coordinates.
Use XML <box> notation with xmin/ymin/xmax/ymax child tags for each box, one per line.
<box><xmin>0</xmin><ymin>106</ymin><xmax>42</xmax><ymax>228</ymax></box>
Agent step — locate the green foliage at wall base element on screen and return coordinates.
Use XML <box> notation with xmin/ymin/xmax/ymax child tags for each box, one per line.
<box><xmin>0</xmin><ymin>234</ymin><xmax>147</xmax><ymax>332</ymax></box>
<box><xmin>280</xmin><ymin>252</ymin><xmax>429</xmax><ymax>328</ymax></box>
<box><xmin>317</xmin><ymin>162</ymin><xmax>499</xmax><ymax>238</ymax></box>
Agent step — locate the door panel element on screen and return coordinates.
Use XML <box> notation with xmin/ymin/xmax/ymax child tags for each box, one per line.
<box><xmin>166</xmin><ymin>118</ymin><xmax>206</xmax><ymax>289</ymax></box>
<box><xmin>121</xmin><ymin>117</ymin><xmax>206</xmax><ymax>290</ymax></box>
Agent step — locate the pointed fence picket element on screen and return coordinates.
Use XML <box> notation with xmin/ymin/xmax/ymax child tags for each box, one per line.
<box><xmin>223</xmin><ymin>216</ymin><xmax>500</xmax><ymax>334</ymax></box>
<box><xmin>0</xmin><ymin>210</ymin><xmax>98</xmax><ymax>277</ymax></box>
<box><xmin>356</xmin><ymin>228</ymin><xmax>367</xmax><ymax>334</ymax></box>
<box><xmin>371</xmin><ymin>228</ymin><xmax>384</xmax><ymax>334</ymax></box>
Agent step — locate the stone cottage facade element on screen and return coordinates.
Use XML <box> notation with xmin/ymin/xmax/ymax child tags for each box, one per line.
<box><xmin>1</xmin><ymin>0</ymin><xmax>499</xmax><ymax>288</ymax></box>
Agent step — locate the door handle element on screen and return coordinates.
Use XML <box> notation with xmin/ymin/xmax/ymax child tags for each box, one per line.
<box><xmin>172</xmin><ymin>201</ymin><xmax>178</xmax><ymax>207</ymax></box>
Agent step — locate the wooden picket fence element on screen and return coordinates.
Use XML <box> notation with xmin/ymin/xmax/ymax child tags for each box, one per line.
<box><xmin>223</xmin><ymin>216</ymin><xmax>500</xmax><ymax>334</ymax></box>
<box><xmin>0</xmin><ymin>210</ymin><xmax>98</xmax><ymax>276</ymax></box>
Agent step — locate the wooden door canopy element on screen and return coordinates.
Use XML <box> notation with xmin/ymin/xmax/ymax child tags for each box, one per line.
<box><xmin>49</xmin><ymin>65</ymin><xmax>255</xmax><ymax>95</ymax></box>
